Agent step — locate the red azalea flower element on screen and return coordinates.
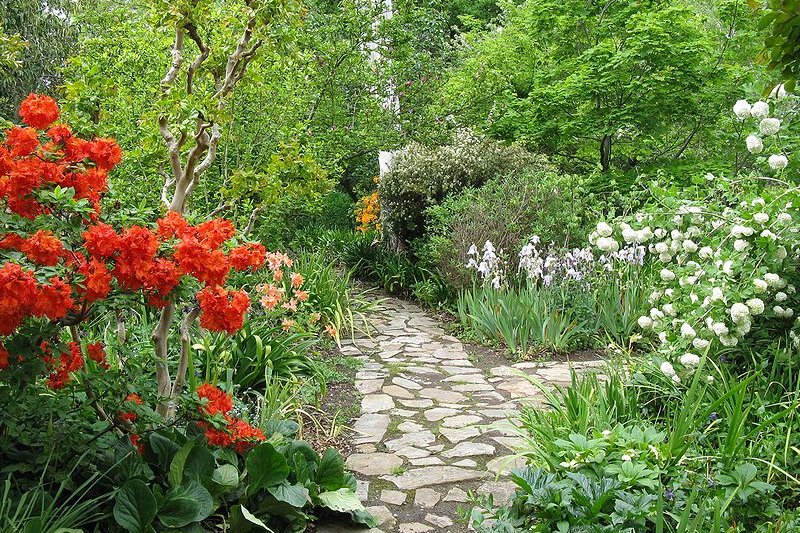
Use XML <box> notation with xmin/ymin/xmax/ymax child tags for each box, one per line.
<box><xmin>34</xmin><ymin>276</ymin><xmax>74</xmax><ymax>320</ymax></box>
<box><xmin>78</xmin><ymin>258</ymin><xmax>113</xmax><ymax>302</ymax></box>
<box><xmin>156</xmin><ymin>211</ymin><xmax>190</xmax><ymax>240</ymax></box>
<box><xmin>86</xmin><ymin>137</ymin><xmax>122</xmax><ymax>170</ymax></box>
<box><xmin>5</xmin><ymin>126</ymin><xmax>39</xmax><ymax>156</ymax></box>
<box><xmin>0</xmin><ymin>263</ymin><xmax>39</xmax><ymax>335</ymax></box>
<box><xmin>86</xmin><ymin>342</ymin><xmax>108</xmax><ymax>369</ymax></box>
<box><xmin>120</xmin><ymin>393</ymin><xmax>143</xmax><ymax>423</ymax></box>
<box><xmin>46</xmin><ymin>124</ymin><xmax>72</xmax><ymax>144</ymax></box>
<box><xmin>46</xmin><ymin>342</ymin><xmax>84</xmax><ymax>389</ymax></box>
<box><xmin>82</xmin><ymin>222</ymin><xmax>120</xmax><ymax>260</ymax></box>
<box><xmin>197</xmin><ymin>286</ymin><xmax>250</xmax><ymax>334</ymax></box>
<box><xmin>229</xmin><ymin>243</ymin><xmax>266</xmax><ymax>271</ymax></box>
<box><xmin>19</xmin><ymin>94</ymin><xmax>60</xmax><ymax>130</ymax></box>
<box><xmin>0</xmin><ymin>345</ymin><xmax>9</xmax><ymax>370</ymax></box>
<box><xmin>196</xmin><ymin>383</ymin><xmax>233</xmax><ymax>416</ymax></box>
<box><xmin>20</xmin><ymin>230</ymin><xmax>65</xmax><ymax>266</ymax></box>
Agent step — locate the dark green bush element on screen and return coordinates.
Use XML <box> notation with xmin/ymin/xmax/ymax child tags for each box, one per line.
<box><xmin>379</xmin><ymin>129</ymin><xmax>551</xmax><ymax>247</ymax></box>
<box><xmin>418</xmin><ymin>170</ymin><xmax>589</xmax><ymax>290</ymax></box>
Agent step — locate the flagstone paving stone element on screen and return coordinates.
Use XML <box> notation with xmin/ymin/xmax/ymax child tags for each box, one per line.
<box><xmin>329</xmin><ymin>297</ymin><xmax>604</xmax><ymax>532</ymax></box>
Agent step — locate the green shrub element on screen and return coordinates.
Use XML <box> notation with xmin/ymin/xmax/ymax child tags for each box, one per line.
<box><xmin>380</xmin><ymin>129</ymin><xmax>551</xmax><ymax>246</ymax></box>
<box><xmin>419</xmin><ymin>170</ymin><xmax>590</xmax><ymax>290</ymax></box>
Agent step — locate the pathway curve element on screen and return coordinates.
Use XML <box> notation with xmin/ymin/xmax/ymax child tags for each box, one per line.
<box><xmin>327</xmin><ymin>297</ymin><xmax>602</xmax><ymax>533</ymax></box>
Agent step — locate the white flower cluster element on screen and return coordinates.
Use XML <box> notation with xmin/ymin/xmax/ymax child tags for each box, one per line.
<box><xmin>466</xmin><ymin>241</ymin><xmax>504</xmax><ymax>289</ymax></box>
<box><xmin>589</xmin><ymin>192</ymin><xmax>798</xmax><ymax>374</ymax></box>
<box><xmin>734</xmin><ymin>96</ymin><xmax>791</xmax><ymax>172</ymax></box>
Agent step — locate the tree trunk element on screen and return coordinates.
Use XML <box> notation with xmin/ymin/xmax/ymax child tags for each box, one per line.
<box><xmin>600</xmin><ymin>135</ymin><xmax>612</xmax><ymax>171</ymax></box>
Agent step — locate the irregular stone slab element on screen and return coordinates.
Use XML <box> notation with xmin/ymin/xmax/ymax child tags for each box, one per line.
<box><xmin>380</xmin><ymin>489</ymin><xmax>407</xmax><ymax>505</ymax></box>
<box><xmin>490</xmin><ymin>366</ymin><xmax>521</xmax><ymax>378</ymax></box>
<box><xmin>443</xmin><ymin>359</ymin><xmax>474</xmax><ymax>366</ymax></box>
<box><xmin>496</xmin><ymin>378</ymin><xmax>540</xmax><ymax>398</ymax></box>
<box><xmin>346</xmin><ymin>453</ymin><xmax>404</xmax><ymax>476</ymax></box>
<box><xmin>441</xmin><ymin>365</ymin><xmax>482</xmax><ymax>375</ymax></box>
<box><xmin>443</xmin><ymin>487</ymin><xmax>469</xmax><ymax>502</ymax></box>
<box><xmin>477</xmin><ymin>480</ymin><xmax>518</xmax><ymax>506</ymax></box>
<box><xmin>441</xmin><ymin>442</ymin><xmax>495</xmax><ymax>458</ymax></box>
<box><xmin>393</xmin><ymin>376</ymin><xmax>423</xmax><ymax>390</ymax></box>
<box><xmin>443</xmin><ymin>374</ymin><xmax>489</xmax><ymax>384</ymax></box>
<box><xmin>383</xmin><ymin>385</ymin><xmax>413</xmax><ymax>399</ymax></box>
<box><xmin>452</xmin><ymin>383</ymin><xmax>495</xmax><ymax>392</ymax></box>
<box><xmin>361</xmin><ymin>394</ymin><xmax>395</xmax><ymax>413</ymax></box>
<box><xmin>365</xmin><ymin>505</ymin><xmax>396</xmax><ymax>530</ymax></box>
<box><xmin>399</xmin><ymin>523</ymin><xmax>433</xmax><ymax>533</ymax></box>
<box><xmin>397</xmin><ymin>421</ymin><xmax>425</xmax><ymax>433</ymax></box>
<box><xmin>399</xmin><ymin>399</ymin><xmax>434</xmax><ymax>409</ymax></box>
<box><xmin>425</xmin><ymin>514</ymin><xmax>454</xmax><ymax>528</ymax></box>
<box><xmin>439</xmin><ymin>426</ymin><xmax>482</xmax><ymax>443</ymax></box>
<box><xmin>356</xmin><ymin>480</ymin><xmax>369</xmax><ymax>501</ymax></box>
<box><xmin>395</xmin><ymin>446</ymin><xmax>432</xmax><ymax>460</ymax></box>
<box><xmin>452</xmin><ymin>459</ymin><xmax>477</xmax><ymax>467</ymax></box>
<box><xmin>491</xmin><ymin>436</ymin><xmax>526</xmax><ymax>450</ymax></box>
<box><xmin>355</xmin><ymin>443</ymin><xmax>377</xmax><ymax>453</ymax></box>
<box><xmin>441</xmin><ymin>414</ymin><xmax>483</xmax><ymax>428</ymax></box>
<box><xmin>353</xmin><ymin>413</ymin><xmax>390</xmax><ymax>443</ymax></box>
<box><xmin>419</xmin><ymin>388</ymin><xmax>467</xmax><ymax>404</ymax></box>
<box><xmin>410</xmin><ymin>457</ymin><xmax>444</xmax><ymax>466</ymax></box>
<box><xmin>423</xmin><ymin>407</ymin><xmax>459</xmax><ymax>422</ymax></box>
<box><xmin>355</xmin><ymin>379</ymin><xmax>384</xmax><ymax>394</ymax></box>
<box><xmin>487</xmin><ymin>455</ymin><xmax>527</xmax><ymax>476</ymax></box>
<box><xmin>479</xmin><ymin>408</ymin><xmax>517</xmax><ymax>418</ymax></box>
<box><xmin>382</xmin><ymin>466</ymin><xmax>485</xmax><ymax>490</ymax></box>
<box><xmin>390</xmin><ymin>408</ymin><xmax>418</xmax><ymax>418</ymax></box>
<box><xmin>414</xmin><ymin>487</ymin><xmax>442</xmax><ymax>508</ymax></box>
<box><xmin>385</xmin><ymin>431</ymin><xmax>436</xmax><ymax>453</ymax></box>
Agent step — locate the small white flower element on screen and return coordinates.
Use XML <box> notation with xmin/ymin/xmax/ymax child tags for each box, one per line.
<box><xmin>622</xmin><ymin>227</ymin><xmax>637</xmax><ymax>243</ymax></box>
<box><xmin>733</xmin><ymin>99</ymin><xmax>751</xmax><ymax>120</ymax></box>
<box><xmin>672</xmin><ymin>374</ymin><xmax>681</xmax><ymax>383</ymax></box>
<box><xmin>660</xmin><ymin>361</ymin><xmax>676</xmax><ymax>377</ymax></box>
<box><xmin>680</xmin><ymin>322</ymin><xmax>697</xmax><ymax>339</ymax></box>
<box><xmin>655</xmin><ymin>242</ymin><xmax>669</xmax><ymax>254</ymax></box>
<box><xmin>719</xmin><ymin>334</ymin><xmax>739</xmax><ymax>347</ymax></box>
<box><xmin>710</xmin><ymin>287</ymin><xmax>725</xmax><ymax>302</ymax></box>
<box><xmin>683</xmin><ymin>240</ymin><xmax>698</xmax><ymax>253</ymax></box>
<box><xmin>777</xmin><ymin>212</ymin><xmax>792</xmax><ymax>225</ymax></box>
<box><xmin>754</xmin><ymin>279</ymin><xmax>768</xmax><ymax>293</ymax></box>
<box><xmin>775</xmin><ymin>291</ymin><xmax>788</xmax><ymax>302</ymax></box>
<box><xmin>731</xmin><ymin>225</ymin><xmax>755</xmax><ymax>238</ymax></box>
<box><xmin>707</xmin><ymin>375</ymin><xmax>715</xmax><ymax>383</ymax></box>
<box><xmin>621</xmin><ymin>454</ymin><xmax>632</xmax><ymax>462</ymax></box>
<box><xmin>680</xmin><ymin>353</ymin><xmax>701</xmax><ymax>367</ymax></box>
<box><xmin>753</xmin><ymin>212</ymin><xmax>769</xmax><ymax>224</ymax></box>
<box><xmin>760</xmin><ymin>117</ymin><xmax>781</xmax><ymax>136</ymax></box>
<box><xmin>776</xmin><ymin>246</ymin><xmax>788</xmax><ymax>260</ymax></box>
<box><xmin>693</xmin><ymin>338</ymin><xmax>710</xmax><ymax>350</ymax></box>
<box><xmin>761</xmin><ymin>229</ymin><xmax>777</xmax><ymax>240</ymax></box>
<box><xmin>746</xmin><ymin>298</ymin><xmax>765</xmax><ymax>315</ymax></box>
<box><xmin>596</xmin><ymin>221</ymin><xmax>613</xmax><ymax>237</ymax></box>
<box><xmin>699</xmin><ymin>246</ymin><xmax>714</xmax><ymax>259</ymax></box>
<box><xmin>637</xmin><ymin>316</ymin><xmax>653</xmax><ymax>329</ymax></box>
<box><xmin>768</xmin><ymin>154</ymin><xmax>789</xmax><ymax>170</ymax></box>
<box><xmin>658</xmin><ymin>331</ymin><xmax>668</xmax><ymax>344</ymax></box>
<box><xmin>660</xmin><ymin>268</ymin><xmax>676</xmax><ymax>281</ymax></box>
<box><xmin>602</xmin><ymin>430</ymin><xmax>612</xmax><ymax>437</ymax></box>
<box><xmin>746</xmin><ymin>134</ymin><xmax>764</xmax><ymax>154</ymax></box>
<box><xmin>650</xmin><ymin>308</ymin><xmax>665</xmax><ymax>320</ymax></box>
<box><xmin>750</xmin><ymin>101</ymin><xmax>770</xmax><ymax>118</ymax></box>
<box><xmin>663</xmin><ymin>303</ymin><xmax>676</xmax><ymax>316</ymax></box>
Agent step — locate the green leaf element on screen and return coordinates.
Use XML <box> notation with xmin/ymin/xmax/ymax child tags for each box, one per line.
<box><xmin>159</xmin><ymin>480</ymin><xmax>214</xmax><ymax>528</ymax></box>
<box><xmin>113</xmin><ymin>479</ymin><xmax>157</xmax><ymax>533</ymax></box>
<box><xmin>237</xmin><ymin>505</ymin><xmax>274</xmax><ymax>532</ymax></box>
<box><xmin>246</xmin><ymin>442</ymin><xmax>289</xmax><ymax>494</ymax></box>
<box><xmin>212</xmin><ymin>463</ymin><xmax>240</xmax><ymax>488</ymax></box>
<box><xmin>183</xmin><ymin>446</ymin><xmax>215</xmax><ymax>482</ymax></box>
<box><xmin>168</xmin><ymin>442</ymin><xmax>194</xmax><ymax>487</ymax></box>
<box><xmin>268</xmin><ymin>482</ymin><xmax>310</xmax><ymax>508</ymax></box>
<box><xmin>316</xmin><ymin>488</ymin><xmax>365</xmax><ymax>513</ymax></box>
<box><xmin>316</xmin><ymin>449</ymin><xmax>345</xmax><ymax>491</ymax></box>
<box><xmin>149</xmin><ymin>432</ymin><xmax>181</xmax><ymax>472</ymax></box>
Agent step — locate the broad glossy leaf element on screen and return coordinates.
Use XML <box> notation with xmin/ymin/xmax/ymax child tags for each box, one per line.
<box><xmin>316</xmin><ymin>488</ymin><xmax>365</xmax><ymax>513</ymax></box>
<box><xmin>113</xmin><ymin>479</ymin><xmax>157</xmax><ymax>533</ymax></box>
<box><xmin>246</xmin><ymin>442</ymin><xmax>289</xmax><ymax>493</ymax></box>
<box><xmin>268</xmin><ymin>482</ymin><xmax>310</xmax><ymax>508</ymax></box>
<box><xmin>159</xmin><ymin>480</ymin><xmax>214</xmax><ymax>528</ymax></box>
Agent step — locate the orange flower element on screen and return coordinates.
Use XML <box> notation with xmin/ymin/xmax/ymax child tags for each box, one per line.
<box><xmin>19</xmin><ymin>93</ymin><xmax>60</xmax><ymax>130</ymax></box>
<box><xmin>281</xmin><ymin>319</ymin><xmax>295</xmax><ymax>331</ymax></box>
<box><xmin>325</xmin><ymin>324</ymin><xmax>338</xmax><ymax>338</ymax></box>
<box><xmin>295</xmin><ymin>289</ymin><xmax>309</xmax><ymax>302</ymax></box>
<box><xmin>290</xmin><ymin>272</ymin><xmax>303</xmax><ymax>288</ymax></box>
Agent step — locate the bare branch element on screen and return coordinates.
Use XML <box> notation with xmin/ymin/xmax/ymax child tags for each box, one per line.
<box><xmin>185</xmin><ymin>22</ymin><xmax>210</xmax><ymax>95</ymax></box>
<box><xmin>160</xmin><ymin>25</ymin><xmax>185</xmax><ymax>89</ymax></box>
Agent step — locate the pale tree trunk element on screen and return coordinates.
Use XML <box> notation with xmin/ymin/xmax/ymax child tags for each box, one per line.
<box><xmin>152</xmin><ymin>7</ymin><xmax>265</xmax><ymax>418</ymax></box>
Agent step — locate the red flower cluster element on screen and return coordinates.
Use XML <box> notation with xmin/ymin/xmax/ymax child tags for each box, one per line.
<box><xmin>120</xmin><ymin>393</ymin><xmax>144</xmax><ymax>423</ymax></box>
<box><xmin>0</xmin><ymin>263</ymin><xmax>74</xmax><ymax>335</ymax></box>
<box><xmin>230</xmin><ymin>243</ymin><xmax>267</xmax><ymax>271</ymax></box>
<box><xmin>195</xmin><ymin>384</ymin><xmax>265</xmax><ymax>453</ymax></box>
<box><xmin>196</xmin><ymin>286</ymin><xmax>251</xmax><ymax>334</ymax></box>
<box><xmin>45</xmin><ymin>342</ymin><xmax>84</xmax><ymax>389</ymax></box>
<box><xmin>19</xmin><ymin>93</ymin><xmax>59</xmax><ymax>130</ymax></box>
<box><xmin>87</xmin><ymin>341</ymin><xmax>109</xmax><ymax>369</ymax></box>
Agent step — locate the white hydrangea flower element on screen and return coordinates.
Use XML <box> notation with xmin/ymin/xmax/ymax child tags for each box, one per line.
<box><xmin>680</xmin><ymin>322</ymin><xmax>697</xmax><ymax>339</ymax></box>
<box><xmin>722</xmin><ymin>261</ymin><xmax>734</xmax><ymax>276</ymax></box>
<box><xmin>663</xmin><ymin>303</ymin><xmax>676</xmax><ymax>316</ymax></box>
<box><xmin>690</xmin><ymin>293</ymin><xmax>699</xmax><ymax>304</ymax></box>
<box><xmin>731</xmin><ymin>225</ymin><xmax>755</xmax><ymax>238</ymax></box>
<box><xmin>596</xmin><ymin>222</ymin><xmax>613</xmax><ymax>237</ymax></box>
<box><xmin>760</xmin><ymin>117</ymin><xmax>781</xmax><ymax>136</ymax></box>
<box><xmin>658</xmin><ymin>331</ymin><xmax>668</xmax><ymax>344</ymax></box>
<box><xmin>710</xmin><ymin>287</ymin><xmax>724</xmax><ymax>302</ymax></box>
<box><xmin>753</xmin><ymin>212</ymin><xmax>769</xmax><ymax>224</ymax></box>
<box><xmin>733</xmin><ymin>99</ymin><xmax>751</xmax><ymax>120</ymax></box>
<box><xmin>752</xmin><ymin>197</ymin><xmax>766</xmax><ymax>206</ymax></box>
<box><xmin>638</xmin><ymin>316</ymin><xmax>654</xmax><ymax>329</ymax></box>
<box><xmin>699</xmin><ymin>246</ymin><xmax>714</xmax><ymax>259</ymax></box>
<box><xmin>768</xmin><ymin>154</ymin><xmax>789</xmax><ymax>170</ymax></box>
<box><xmin>746</xmin><ymin>134</ymin><xmax>764</xmax><ymax>154</ymax></box>
<box><xmin>660</xmin><ymin>268</ymin><xmax>676</xmax><ymax>281</ymax></box>
<box><xmin>775</xmin><ymin>291</ymin><xmax>788</xmax><ymax>302</ymax></box>
<box><xmin>660</xmin><ymin>361</ymin><xmax>676</xmax><ymax>377</ymax></box>
<box><xmin>776</xmin><ymin>246</ymin><xmax>788</xmax><ymax>260</ymax></box>
<box><xmin>654</xmin><ymin>228</ymin><xmax>667</xmax><ymax>239</ymax></box>
<box><xmin>754</xmin><ymin>279</ymin><xmax>768</xmax><ymax>293</ymax></box>
<box><xmin>680</xmin><ymin>353</ymin><xmax>701</xmax><ymax>366</ymax></box>
<box><xmin>655</xmin><ymin>242</ymin><xmax>669</xmax><ymax>254</ymax></box>
<box><xmin>672</xmin><ymin>374</ymin><xmax>681</xmax><ymax>383</ymax></box>
<box><xmin>761</xmin><ymin>229</ymin><xmax>777</xmax><ymax>240</ymax></box>
<box><xmin>746</xmin><ymin>298</ymin><xmax>765</xmax><ymax>315</ymax></box>
<box><xmin>730</xmin><ymin>302</ymin><xmax>750</xmax><ymax>323</ymax></box>
<box><xmin>659</xmin><ymin>252</ymin><xmax>673</xmax><ymax>263</ymax></box>
<box><xmin>650</xmin><ymin>308</ymin><xmax>665</xmax><ymax>320</ymax></box>
<box><xmin>750</xmin><ymin>101</ymin><xmax>770</xmax><ymax>119</ymax></box>
<box><xmin>712</xmin><ymin>322</ymin><xmax>729</xmax><ymax>336</ymax></box>
<box><xmin>734</xmin><ymin>239</ymin><xmax>749</xmax><ymax>252</ymax></box>
<box><xmin>622</xmin><ymin>227</ymin><xmax>637</xmax><ymax>243</ymax></box>
<box><xmin>683</xmin><ymin>240</ymin><xmax>698</xmax><ymax>253</ymax></box>
<box><xmin>596</xmin><ymin>236</ymin><xmax>619</xmax><ymax>252</ymax></box>
<box><xmin>765</xmin><ymin>272</ymin><xmax>785</xmax><ymax>288</ymax></box>
<box><xmin>777</xmin><ymin>212</ymin><xmax>792</xmax><ymax>225</ymax></box>
<box><xmin>735</xmin><ymin>319</ymin><xmax>751</xmax><ymax>335</ymax></box>
<box><xmin>692</xmin><ymin>338</ymin><xmax>710</xmax><ymax>350</ymax></box>
<box><xmin>720</xmin><ymin>334</ymin><xmax>739</xmax><ymax>347</ymax></box>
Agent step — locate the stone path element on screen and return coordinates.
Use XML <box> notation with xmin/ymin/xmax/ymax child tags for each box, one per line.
<box><xmin>323</xmin><ymin>297</ymin><xmax>603</xmax><ymax>533</ymax></box>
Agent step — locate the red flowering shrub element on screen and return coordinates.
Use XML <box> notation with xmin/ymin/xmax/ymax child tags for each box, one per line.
<box><xmin>195</xmin><ymin>383</ymin><xmax>265</xmax><ymax>453</ymax></box>
<box><xmin>0</xmin><ymin>94</ymin><xmax>270</xmax><ymax>393</ymax></box>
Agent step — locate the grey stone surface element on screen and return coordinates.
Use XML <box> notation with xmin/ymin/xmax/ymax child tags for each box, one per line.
<box><xmin>346</xmin><ymin>453</ymin><xmax>404</xmax><ymax>476</ymax></box>
<box><xmin>380</xmin><ymin>489</ymin><xmax>407</xmax><ymax>505</ymax></box>
<box><xmin>361</xmin><ymin>394</ymin><xmax>395</xmax><ymax>413</ymax></box>
<box><xmin>382</xmin><ymin>466</ymin><xmax>485</xmax><ymax>490</ymax></box>
<box><xmin>414</xmin><ymin>487</ymin><xmax>442</xmax><ymax>508</ymax></box>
